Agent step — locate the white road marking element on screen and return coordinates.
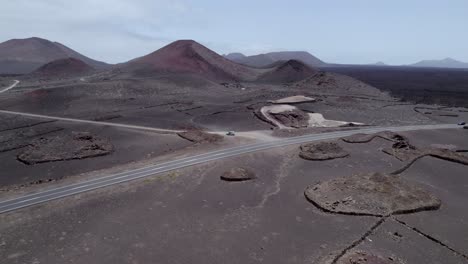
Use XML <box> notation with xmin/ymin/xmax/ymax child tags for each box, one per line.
<box><xmin>0</xmin><ymin>80</ymin><xmax>20</xmax><ymax>93</ymax></box>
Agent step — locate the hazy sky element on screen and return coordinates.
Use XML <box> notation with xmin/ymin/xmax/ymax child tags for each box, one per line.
<box><xmin>1</xmin><ymin>0</ymin><xmax>467</xmax><ymax>64</ymax></box>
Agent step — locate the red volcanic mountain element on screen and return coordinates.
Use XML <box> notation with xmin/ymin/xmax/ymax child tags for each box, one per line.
<box><xmin>121</xmin><ymin>40</ymin><xmax>260</xmax><ymax>81</ymax></box>
<box><xmin>257</xmin><ymin>60</ymin><xmax>318</xmax><ymax>83</ymax></box>
<box><xmin>28</xmin><ymin>58</ymin><xmax>95</xmax><ymax>79</ymax></box>
<box><xmin>0</xmin><ymin>37</ymin><xmax>109</xmax><ymax>74</ymax></box>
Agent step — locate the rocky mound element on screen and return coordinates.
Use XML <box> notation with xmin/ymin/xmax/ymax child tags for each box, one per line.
<box><xmin>29</xmin><ymin>58</ymin><xmax>95</xmax><ymax>79</ymax></box>
<box><xmin>257</xmin><ymin>60</ymin><xmax>317</xmax><ymax>83</ymax></box>
<box><xmin>304</xmin><ymin>173</ymin><xmax>441</xmax><ymax>216</ymax></box>
<box><xmin>17</xmin><ymin>132</ymin><xmax>113</xmax><ymax>165</ymax></box>
<box><xmin>220</xmin><ymin>167</ymin><xmax>255</xmax><ymax>181</ymax></box>
<box><xmin>299</xmin><ymin>141</ymin><xmax>349</xmax><ymax>160</ymax></box>
<box><xmin>177</xmin><ymin>129</ymin><xmax>223</xmax><ymax>143</ymax></box>
<box><xmin>270</xmin><ymin>108</ymin><xmax>310</xmax><ymax>128</ymax></box>
<box><xmin>337</xmin><ymin>251</ymin><xmax>403</xmax><ymax>264</ymax></box>
<box><xmin>121</xmin><ymin>40</ymin><xmax>259</xmax><ymax>81</ymax></box>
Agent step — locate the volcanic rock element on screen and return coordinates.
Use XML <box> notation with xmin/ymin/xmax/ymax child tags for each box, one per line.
<box><xmin>220</xmin><ymin>167</ymin><xmax>255</xmax><ymax>181</ymax></box>
<box><xmin>304</xmin><ymin>172</ymin><xmax>441</xmax><ymax>216</ymax></box>
<box><xmin>17</xmin><ymin>132</ymin><xmax>113</xmax><ymax>165</ymax></box>
<box><xmin>299</xmin><ymin>142</ymin><xmax>349</xmax><ymax>160</ymax></box>
<box><xmin>270</xmin><ymin>108</ymin><xmax>310</xmax><ymax>128</ymax></box>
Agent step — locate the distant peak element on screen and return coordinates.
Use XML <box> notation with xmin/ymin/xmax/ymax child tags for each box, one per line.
<box><xmin>442</xmin><ymin>57</ymin><xmax>457</xmax><ymax>62</ymax></box>
<box><xmin>276</xmin><ymin>59</ymin><xmax>312</xmax><ymax>71</ymax></box>
<box><xmin>224</xmin><ymin>52</ymin><xmax>247</xmax><ymax>60</ymax></box>
<box><xmin>12</xmin><ymin>37</ymin><xmax>51</xmax><ymax>42</ymax></box>
<box><xmin>226</xmin><ymin>52</ymin><xmax>245</xmax><ymax>56</ymax></box>
<box><xmin>170</xmin><ymin>39</ymin><xmax>198</xmax><ymax>46</ymax></box>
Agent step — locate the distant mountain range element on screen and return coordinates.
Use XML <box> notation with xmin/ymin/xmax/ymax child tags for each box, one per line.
<box><xmin>223</xmin><ymin>51</ymin><xmax>326</xmax><ymax>68</ymax></box>
<box><xmin>408</xmin><ymin>58</ymin><xmax>468</xmax><ymax>69</ymax></box>
<box><xmin>0</xmin><ymin>37</ymin><xmax>109</xmax><ymax>74</ymax></box>
<box><xmin>1</xmin><ymin>37</ymin><xmax>468</xmax><ymax>75</ymax></box>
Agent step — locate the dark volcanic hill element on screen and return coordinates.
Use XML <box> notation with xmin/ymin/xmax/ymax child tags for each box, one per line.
<box><xmin>409</xmin><ymin>57</ymin><xmax>468</xmax><ymax>69</ymax></box>
<box><xmin>121</xmin><ymin>40</ymin><xmax>259</xmax><ymax>81</ymax></box>
<box><xmin>226</xmin><ymin>51</ymin><xmax>326</xmax><ymax>68</ymax></box>
<box><xmin>0</xmin><ymin>37</ymin><xmax>109</xmax><ymax>74</ymax></box>
<box><xmin>28</xmin><ymin>58</ymin><xmax>95</xmax><ymax>79</ymax></box>
<box><xmin>257</xmin><ymin>59</ymin><xmax>317</xmax><ymax>83</ymax></box>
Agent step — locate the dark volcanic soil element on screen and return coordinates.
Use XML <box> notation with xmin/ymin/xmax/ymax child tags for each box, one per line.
<box><xmin>325</xmin><ymin>66</ymin><xmax>468</xmax><ymax>107</ymax></box>
<box><xmin>1</xmin><ymin>129</ymin><xmax>467</xmax><ymax>263</ymax></box>
<box><xmin>0</xmin><ymin>115</ymin><xmax>193</xmax><ymax>189</ymax></box>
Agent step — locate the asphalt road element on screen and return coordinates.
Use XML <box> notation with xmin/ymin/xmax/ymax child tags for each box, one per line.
<box><xmin>0</xmin><ymin>80</ymin><xmax>19</xmax><ymax>93</ymax></box>
<box><xmin>0</xmin><ymin>123</ymin><xmax>459</xmax><ymax>214</ymax></box>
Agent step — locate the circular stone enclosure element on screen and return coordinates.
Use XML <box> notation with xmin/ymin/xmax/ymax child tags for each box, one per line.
<box><xmin>299</xmin><ymin>141</ymin><xmax>349</xmax><ymax>161</ymax></box>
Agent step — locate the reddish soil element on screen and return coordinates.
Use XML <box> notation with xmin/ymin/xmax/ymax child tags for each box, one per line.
<box><xmin>29</xmin><ymin>58</ymin><xmax>95</xmax><ymax>79</ymax></box>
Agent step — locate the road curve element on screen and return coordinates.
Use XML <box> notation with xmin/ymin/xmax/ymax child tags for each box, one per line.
<box><xmin>0</xmin><ymin>80</ymin><xmax>20</xmax><ymax>93</ymax></box>
<box><xmin>0</xmin><ymin>123</ymin><xmax>459</xmax><ymax>214</ymax></box>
